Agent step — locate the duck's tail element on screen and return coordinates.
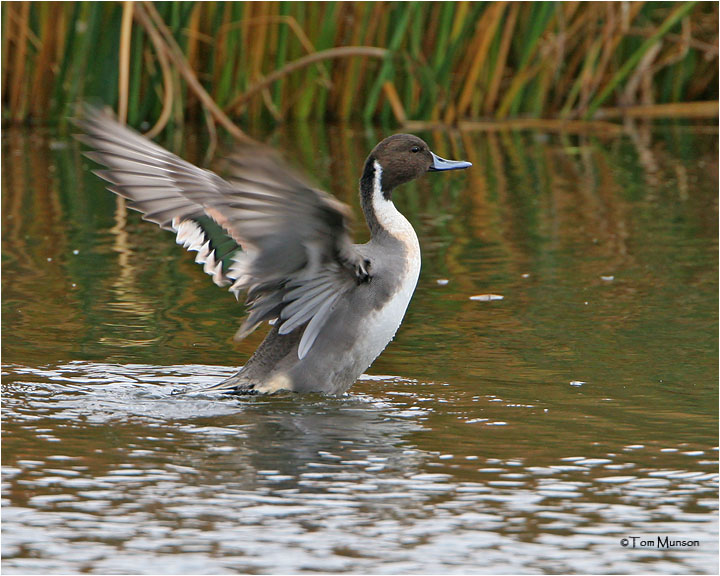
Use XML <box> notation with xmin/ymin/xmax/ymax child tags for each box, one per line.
<box><xmin>171</xmin><ymin>369</ymin><xmax>257</xmax><ymax>396</ymax></box>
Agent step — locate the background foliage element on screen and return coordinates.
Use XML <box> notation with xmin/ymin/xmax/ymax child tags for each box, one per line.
<box><xmin>2</xmin><ymin>1</ymin><xmax>718</xmax><ymax>132</ymax></box>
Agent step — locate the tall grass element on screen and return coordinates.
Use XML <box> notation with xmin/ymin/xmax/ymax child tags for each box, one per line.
<box><xmin>2</xmin><ymin>1</ymin><xmax>717</xmax><ymax>132</ymax></box>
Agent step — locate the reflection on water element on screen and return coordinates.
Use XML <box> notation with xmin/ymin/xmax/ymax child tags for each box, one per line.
<box><xmin>2</xmin><ymin>122</ymin><xmax>718</xmax><ymax>574</ymax></box>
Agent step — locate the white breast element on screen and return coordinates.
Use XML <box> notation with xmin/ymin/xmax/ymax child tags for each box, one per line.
<box><xmin>353</xmin><ymin>162</ymin><xmax>422</xmax><ymax>371</ymax></box>
<box><xmin>362</xmin><ymin>249</ymin><xmax>420</xmax><ymax>357</ymax></box>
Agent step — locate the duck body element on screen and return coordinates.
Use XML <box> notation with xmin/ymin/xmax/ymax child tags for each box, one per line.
<box><xmin>77</xmin><ymin>108</ymin><xmax>470</xmax><ymax>395</ymax></box>
<box><xmin>231</xmin><ymin>222</ymin><xmax>420</xmax><ymax>395</ymax></box>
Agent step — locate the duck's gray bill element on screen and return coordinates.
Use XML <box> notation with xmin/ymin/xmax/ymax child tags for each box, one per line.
<box><xmin>429</xmin><ymin>152</ymin><xmax>472</xmax><ymax>171</ymax></box>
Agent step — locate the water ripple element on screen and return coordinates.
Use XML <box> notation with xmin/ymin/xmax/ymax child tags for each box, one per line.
<box><xmin>2</xmin><ymin>362</ymin><xmax>717</xmax><ymax>574</ymax></box>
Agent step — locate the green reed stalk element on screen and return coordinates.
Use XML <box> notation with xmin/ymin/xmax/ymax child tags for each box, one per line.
<box><xmin>272</xmin><ymin>2</ymin><xmax>290</xmax><ymax>113</ymax></box>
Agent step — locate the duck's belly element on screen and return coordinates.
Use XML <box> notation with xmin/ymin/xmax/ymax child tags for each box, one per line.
<box><xmin>292</xmin><ymin>256</ymin><xmax>421</xmax><ymax>395</ymax></box>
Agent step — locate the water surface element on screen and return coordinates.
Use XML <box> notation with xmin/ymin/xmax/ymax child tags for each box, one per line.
<box><xmin>2</xmin><ymin>121</ymin><xmax>718</xmax><ymax>574</ymax></box>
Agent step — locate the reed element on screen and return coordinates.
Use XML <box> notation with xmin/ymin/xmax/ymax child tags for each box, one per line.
<box><xmin>2</xmin><ymin>1</ymin><xmax>717</xmax><ymax>132</ymax></box>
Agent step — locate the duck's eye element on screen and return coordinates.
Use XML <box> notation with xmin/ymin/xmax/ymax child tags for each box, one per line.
<box><xmin>410</xmin><ymin>146</ymin><xmax>421</xmax><ymax>153</ymax></box>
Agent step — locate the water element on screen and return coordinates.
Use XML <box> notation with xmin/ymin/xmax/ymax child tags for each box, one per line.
<box><xmin>2</xmin><ymin>122</ymin><xmax>718</xmax><ymax>574</ymax></box>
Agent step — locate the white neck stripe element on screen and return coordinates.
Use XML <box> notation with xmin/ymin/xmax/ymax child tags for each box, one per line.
<box><xmin>372</xmin><ymin>160</ymin><xmax>384</xmax><ymax>200</ymax></box>
<box><xmin>371</xmin><ymin>160</ymin><xmax>416</xmax><ymax>240</ymax></box>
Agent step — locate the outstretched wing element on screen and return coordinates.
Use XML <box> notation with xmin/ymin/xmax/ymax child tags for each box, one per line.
<box><xmin>76</xmin><ymin>106</ymin><xmax>369</xmax><ymax>358</ymax></box>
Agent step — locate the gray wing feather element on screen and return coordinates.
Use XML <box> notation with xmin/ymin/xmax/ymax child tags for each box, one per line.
<box><xmin>278</xmin><ymin>286</ymin><xmax>335</xmax><ymax>335</ymax></box>
<box><xmin>298</xmin><ymin>292</ymin><xmax>342</xmax><ymax>359</ymax></box>
<box><xmin>76</xmin><ymin>106</ymin><xmax>365</xmax><ymax>358</ymax></box>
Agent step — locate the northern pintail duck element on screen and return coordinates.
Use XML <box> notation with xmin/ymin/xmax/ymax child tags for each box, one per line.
<box><xmin>77</xmin><ymin>108</ymin><xmax>471</xmax><ymax>395</ymax></box>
